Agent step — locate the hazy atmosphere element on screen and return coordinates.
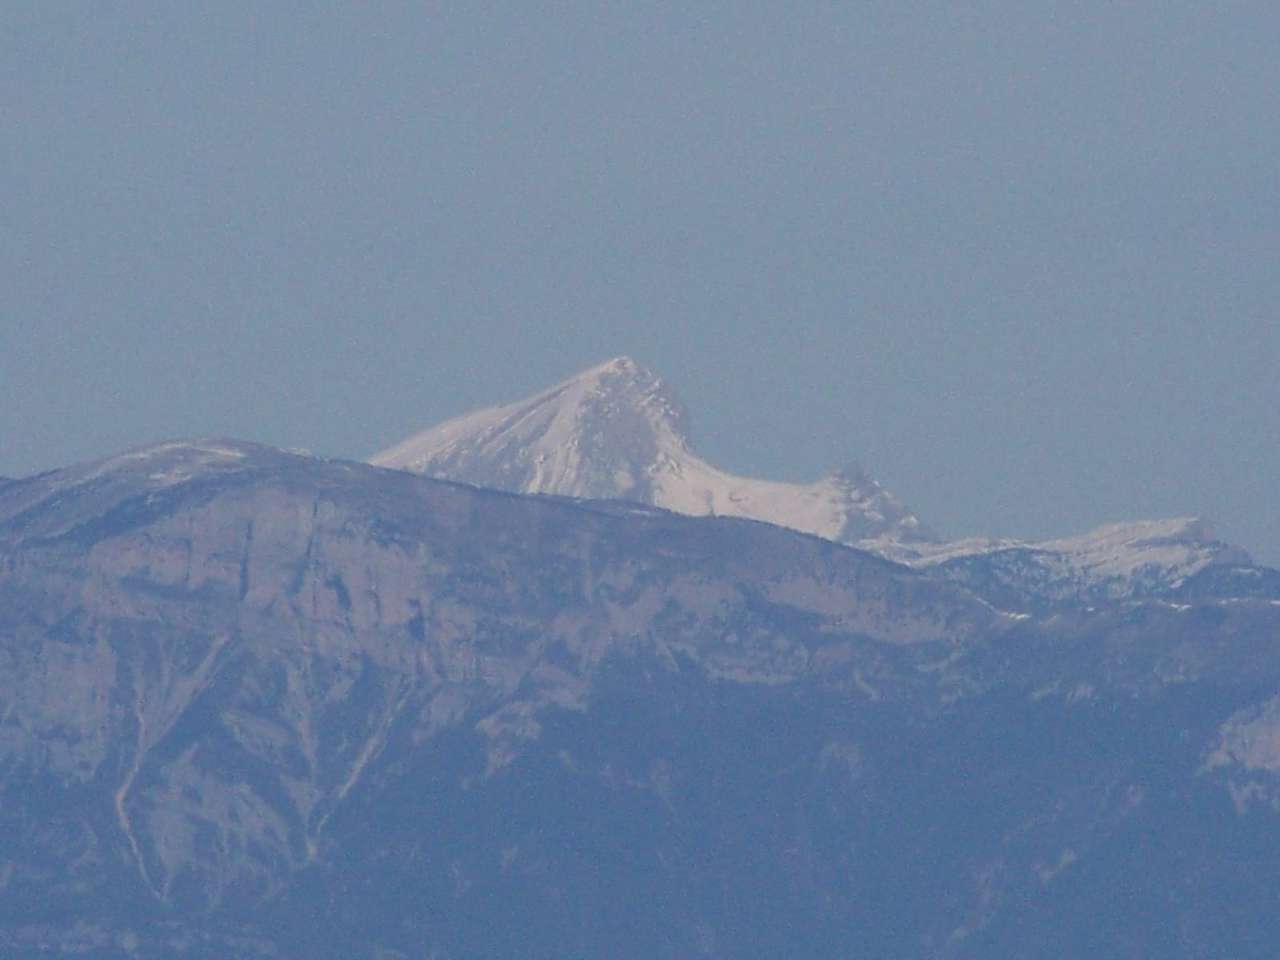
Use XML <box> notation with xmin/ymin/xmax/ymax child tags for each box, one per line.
<box><xmin>4</xmin><ymin>2</ymin><xmax>1277</xmax><ymax>561</ymax></box>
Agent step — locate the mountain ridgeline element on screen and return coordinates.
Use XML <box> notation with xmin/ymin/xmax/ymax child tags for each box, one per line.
<box><xmin>372</xmin><ymin>356</ymin><xmax>936</xmax><ymax>547</ymax></box>
<box><xmin>373</xmin><ymin>357</ymin><xmax>1252</xmax><ymax>612</ymax></box>
<box><xmin>1</xmin><ymin>437</ymin><xmax>1280</xmax><ymax>957</ymax></box>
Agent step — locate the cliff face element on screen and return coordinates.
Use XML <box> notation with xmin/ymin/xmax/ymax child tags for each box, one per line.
<box><xmin>2</xmin><ymin>440</ymin><xmax>1280</xmax><ymax>958</ymax></box>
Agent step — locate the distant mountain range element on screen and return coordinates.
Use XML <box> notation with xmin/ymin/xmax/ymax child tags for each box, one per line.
<box><xmin>374</xmin><ymin>356</ymin><xmax>935</xmax><ymax>545</ymax></box>
<box><xmin>3</xmin><ymin>438</ymin><xmax>1280</xmax><ymax>958</ymax></box>
<box><xmin>374</xmin><ymin>356</ymin><xmax>1251</xmax><ymax>611</ymax></box>
<box><xmin>3</xmin><ymin>366</ymin><xmax>1279</xmax><ymax>959</ymax></box>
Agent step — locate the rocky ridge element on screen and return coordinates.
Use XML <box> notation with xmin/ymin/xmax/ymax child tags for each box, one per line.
<box><xmin>3</xmin><ymin>439</ymin><xmax>1280</xmax><ymax>957</ymax></box>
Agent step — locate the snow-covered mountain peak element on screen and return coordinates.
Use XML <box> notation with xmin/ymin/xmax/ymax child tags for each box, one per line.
<box><xmin>372</xmin><ymin>356</ymin><xmax>694</xmax><ymax>503</ymax></box>
<box><xmin>539</xmin><ymin>354</ymin><xmax>693</xmax><ymax>446</ymax></box>
<box><xmin>583</xmin><ymin>354</ymin><xmax>644</xmax><ymax>379</ymax></box>
<box><xmin>371</xmin><ymin>359</ymin><xmax>932</xmax><ymax>545</ymax></box>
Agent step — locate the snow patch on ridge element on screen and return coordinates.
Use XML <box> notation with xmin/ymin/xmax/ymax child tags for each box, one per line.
<box><xmin>69</xmin><ymin>440</ymin><xmax>256</xmax><ymax>490</ymax></box>
<box><xmin>875</xmin><ymin>516</ymin><xmax>1244</xmax><ymax>581</ymax></box>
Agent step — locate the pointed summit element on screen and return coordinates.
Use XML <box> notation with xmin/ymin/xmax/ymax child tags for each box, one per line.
<box><xmin>371</xmin><ymin>358</ymin><xmax>933</xmax><ymax>546</ymax></box>
<box><xmin>584</xmin><ymin>354</ymin><xmax>641</xmax><ymax>376</ymax></box>
<box><xmin>372</xmin><ymin>357</ymin><xmax>693</xmax><ymax>503</ymax></box>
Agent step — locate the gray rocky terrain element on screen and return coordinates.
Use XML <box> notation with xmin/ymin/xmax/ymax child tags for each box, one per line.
<box><xmin>2</xmin><ymin>439</ymin><xmax>1279</xmax><ymax>957</ymax></box>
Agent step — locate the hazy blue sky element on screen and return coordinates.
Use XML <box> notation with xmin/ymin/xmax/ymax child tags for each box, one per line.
<box><xmin>4</xmin><ymin>2</ymin><xmax>1278</xmax><ymax>561</ymax></box>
